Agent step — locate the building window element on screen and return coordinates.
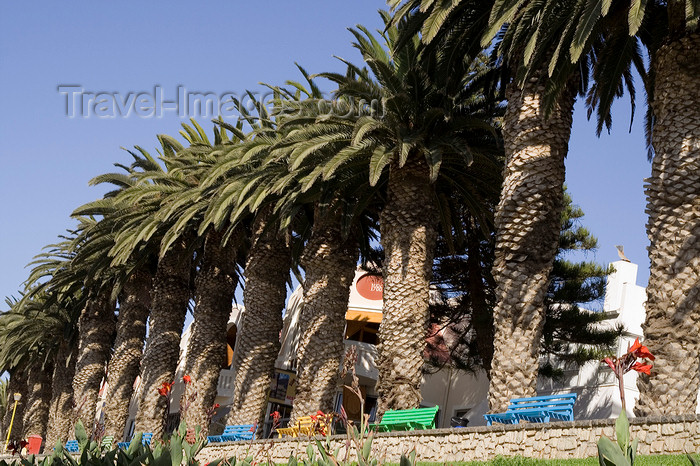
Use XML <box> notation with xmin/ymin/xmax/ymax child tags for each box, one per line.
<box><xmin>345</xmin><ymin>321</ymin><xmax>380</xmax><ymax>345</ymax></box>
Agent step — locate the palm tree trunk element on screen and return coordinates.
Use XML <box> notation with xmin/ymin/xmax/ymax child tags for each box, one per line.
<box><xmin>23</xmin><ymin>358</ymin><xmax>54</xmax><ymax>439</ymax></box>
<box><xmin>103</xmin><ymin>269</ymin><xmax>152</xmax><ymax>439</ymax></box>
<box><xmin>487</xmin><ymin>75</ymin><xmax>576</xmax><ymax>413</ymax></box>
<box><xmin>45</xmin><ymin>342</ymin><xmax>78</xmax><ymax>450</ymax></box>
<box><xmin>376</xmin><ymin>157</ymin><xmax>438</xmax><ymax>415</ymax></box>
<box><xmin>72</xmin><ymin>291</ymin><xmax>116</xmax><ymax>433</ymax></box>
<box><xmin>135</xmin><ymin>241</ymin><xmax>192</xmax><ymax>438</ymax></box>
<box><xmin>2</xmin><ymin>368</ymin><xmax>28</xmax><ymax>442</ymax></box>
<box><xmin>183</xmin><ymin>230</ymin><xmax>240</xmax><ymax>435</ymax></box>
<box><xmin>226</xmin><ymin>214</ymin><xmax>290</xmax><ymax>429</ymax></box>
<box><xmin>290</xmin><ymin>214</ymin><xmax>358</xmax><ymax>422</ymax></box>
<box><xmin>635</xmin><ymin>32</ymin><xmax>700</xmax><ymax>416</ymax></box>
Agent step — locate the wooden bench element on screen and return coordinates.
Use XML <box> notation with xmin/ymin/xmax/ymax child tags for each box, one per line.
<box><xmin>369</xmin><ymin>406</ymin><xmax>439</xmax><ymax>432</ymax></box>
<box><xmin>116</xmin><ymin>432</ymin><xmax>153</xmax><ymax>449</ymax></box>
<box><xmin>276</xmin><ymin>416</ymin><xmax>329</xmax><ymax>437</ymax></box>
<box><xmin>207</xmin><ymin>424</ymin><xmax>256</xmax><ymax>442</ymax></box>
<box><xmin>483</xmin><ymin>393</ymin><xmax>577</xmax><ymax>426</ymax></box>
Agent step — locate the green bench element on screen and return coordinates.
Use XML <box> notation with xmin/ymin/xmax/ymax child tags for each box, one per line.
<box><xmin>369</xmin><ymin>406</ymin><xmax>439</xmax><ymax>432</ymax></box>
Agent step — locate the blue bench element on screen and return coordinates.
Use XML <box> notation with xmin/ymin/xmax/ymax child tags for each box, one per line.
<box><xmin>484</xmin><ymin>393</ymin><xmax>577</xmax><ymax>426</ymax></box>
<box><xmin>207</xmin><ymin>424</ymin><xmax>257</xmax><ymax>443</ymax></box>
<box><xmin>65</xmin><ymin>440</ymin><xmax>79</xmax><ymax>453</ymax></box>
<box><xmin>116</xmin><ymin>432</ymin><xmax>153</xmax><ymax>449</ymax></box>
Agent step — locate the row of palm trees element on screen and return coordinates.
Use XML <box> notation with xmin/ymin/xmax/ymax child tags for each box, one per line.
<box><xmin>0</xmin><ymin>0</ymin><xmax>698</xmax><ymax>450</ymax></box>
<box><xmin>390</xmin><ymin>0</ymin><xmax>700</xmax><ymax>414</ymax></box>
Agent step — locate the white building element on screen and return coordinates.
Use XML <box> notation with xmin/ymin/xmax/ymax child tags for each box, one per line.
<box><xmin>121</xmin><ymin>259</ymin><xmax>654</xmax><ymax>438</ymax></box>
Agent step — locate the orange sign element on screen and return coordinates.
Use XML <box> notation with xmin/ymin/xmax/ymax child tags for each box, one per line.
<box><xmin>356</xmin><ymin>274</ymin><xmax>383</xmax><ymax>301</ymax></box>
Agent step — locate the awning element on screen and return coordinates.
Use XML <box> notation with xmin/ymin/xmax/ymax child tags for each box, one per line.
<box><xmin>346</xmin><ymin>309</ymin><xmax>382</xmax><ymax>323</ymax></box>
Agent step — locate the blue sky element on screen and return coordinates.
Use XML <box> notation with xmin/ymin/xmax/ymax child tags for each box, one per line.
<box><xmin>0</xmin><ymin>0</ymin><xmax>651</xmax><ymax>306</ymax></box>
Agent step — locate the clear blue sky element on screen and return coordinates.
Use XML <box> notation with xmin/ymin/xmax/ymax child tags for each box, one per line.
<box><xmin>0</xmin><ymin>0</ymin><xmax>651</xmax><ymax>306</ymax></box>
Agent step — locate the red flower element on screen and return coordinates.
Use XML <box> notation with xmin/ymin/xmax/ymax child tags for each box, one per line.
<box><xmin>629</xmin><ymin>338</ymin><xmax>655</xmax><ymax>361</ymax></box>
<box><xmin>603</xmin><ymin>357</ymin><xmax>615</xmax><ymax>370</ymax></box>
<box><xmin>183</xmin><ymin>375</ymin><xmax>191</xmax><ymax>384</ymax></box>
<box><xmin>271</xmin><ymin>411</ymin><xmax>281</xmax><ymax>422</ymax></box>
<box><xmin>310</xmin><ymin>415</ymin><xmax>317</xmax><ymax>421</ymax></box>
<box><xmin>317</xmin><ymin>410</ymin><xmax>325</xmax><ymax>416</ymax></box>
<box><xmin>632</xmin><ymin>362</ymin><xmax>653</xmax><ymax>375</ymax></box>
<box><xmin>214</xmin><ymin>403</ymin><xmax>220</xmax><ymax>408</ymax></box>
<box><xmin>157</xmin><ymin>381</ymin><xmax>174</xmax><ymax>396</ymax></box>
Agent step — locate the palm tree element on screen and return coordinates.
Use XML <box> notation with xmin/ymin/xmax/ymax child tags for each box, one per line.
<box><xmin>0</xmin><ymin>379</ymin><xmax>8</xmax><ymax>440</ymax></box>
<box><xmin>73</xmin><ymin>148</ymin><xmax>178</xmax><ymax>440</ymax></box>
<box><xmin>282</xmin><ymin>13</ymin><xmax>501</xmax><ymax>414</ymax></box>
<box><xmin>200</xmin><ymin>101</ymin><xmax>296</xmax><ymax>428</ymax></box>
<box><xmin>72</xmin><ymin>292</ymin><xmax>116</xmax><ymax>431</ymax></box>
<box><xmin>24</xmin><ymin>360</ymin><xmax>53</xmax><ymax>441</ymax></box>
<box><xmin>21</xmin><ymin>226</ymin><xmax>115</xmax><ymax>438</ymax></box>
<box><xmin>388</xmin><ymin>0</ymin><xmax>649</xmax><ymax>412</ymax></box>
<box><xmin>107</xmin><ymin>139</ymin><xmax>197</xmax><ymax>438</ymax></box>
<box><xmin>135</xmin><ymin>239</ymin><xmax>191</xmax><ymax>438</ymax></box>
<box><xmin>103</xmin><ymin>269</ymin><xmax>152</xmax><ymax>439</ymax></box>
<box><xmin>110</xmin><ymin>122</ymin><xmax>250</xmax><ymax>436</ymax></box>
<box><xmin>0</xmin><ymin>368</ymin><xmax>27</xmax><ymax>443</ymax></box>
<box><xmin>45</xmin><ymin>331</ymin><xmax>78</xmax><ymax>448</ymax></box>
<box><xmin>628</xmin><ymin>1</ymin><xmax>700</xmax><ymax>416</ymax></box>
<box><xmin>0</xmin><ymin>296</ymin><xmax>74</xmax><ymax>446</ymax></box>
<box><xmin>456</xmin><ymin>0</ymin><xmax>699</xmax><ymax>417</ymax></box>
<box><xmin>148</xmin><ymin>122</ymin><xmax>250</xmax><ymax>435</ymax></box>
<box><xmin>223</xmin><ymin>207</ymin><xmax>290</xmax><ymax>428</ymax></box>
<box><xmin>232</xmin><ymin>78</ymin><xmax>384</xmax><ymax>421</ymax></box>
<box><xmin>16</xmin><ymin>249</ymin><xmax>82</xmax><ymax>447</ymax></box>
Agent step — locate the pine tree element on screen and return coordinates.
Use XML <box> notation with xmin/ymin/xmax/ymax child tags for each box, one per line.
<box><xmin>428</xmin><ymin>188</ymin><xmax>622</xmax><ymax>379</ymax></box>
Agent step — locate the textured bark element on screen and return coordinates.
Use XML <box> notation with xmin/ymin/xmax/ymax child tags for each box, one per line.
<box><xmin>72</xmin><ymin>291</ymin><xmax>117</xmax><ymax>432</ymax></box>
<box><xmin>45</xmin><ymin>342</ymin><xmax>78</xmax><ymax>450</ymax></box>
<box><xmin>135</xmin><ymin>242</ymin><xmax>192</xmax><ymax>438</ymax></box>
<box><xmin>226</xmin><ymin>215</ymin><xmax>290</xmax><ymax>429</ymax></box>
<box><xmin>183</xmin><ymin>230</ymin><xmax>240</xmax><ymax>435</ymax></box>
<box><xmin>635</xmin><ymin>33</ymin><xmax>700</xmax><ymax>416</ymax></box>
<box><xmin>1</xmin><ymin>369</ymin><xmax>28</xmax><ymax>442</ymax></box>
<box><xmin>290</xmin><ymin>213</ymin><xmax>359</xmax><ymax>423</ymax></box>
<box><xmin>23</xmin><ymin>358</ymin><xmax>54</xmax><ymax>439</ymax></box>
<box><xmin>487</xmin><ymin>75</ymin><xmax>575</xmax><ymax>413</ymax></box>
<box><xmin>376</xmin><ymin>158</ymin><xmax>438</xmax><ymax>415</ymax></box>
<box><xmin>103</xmin><ymin>270</ymin><xmax>152</xmax><ymax>440</ymax></box>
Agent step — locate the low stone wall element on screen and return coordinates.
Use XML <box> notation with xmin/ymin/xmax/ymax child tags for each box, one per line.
<box><xmin>197</xmin><ymin>414</ymin><xmax>700</xmax><ymax>463</ymax></box>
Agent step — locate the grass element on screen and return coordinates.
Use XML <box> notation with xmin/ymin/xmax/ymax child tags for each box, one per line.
<box><xmin>415</xmin><ymin>454</ymin><xmax>693</xmax><ymax>465</ymax></box>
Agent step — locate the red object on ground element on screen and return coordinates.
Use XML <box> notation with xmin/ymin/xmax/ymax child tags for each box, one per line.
<box><xmin>26</xmin><ymin>436</ymin><xmax>42</xmax><ymax>455</ymax></box>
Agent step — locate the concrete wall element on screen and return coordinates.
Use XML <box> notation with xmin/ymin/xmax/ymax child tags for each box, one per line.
<box><xmin>196</xmin><ymin>415</ymin><xmax>700</xmax><ymax>464</ymax></box>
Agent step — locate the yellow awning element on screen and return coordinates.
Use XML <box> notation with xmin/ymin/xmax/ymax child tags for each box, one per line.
<box><xmin>346</xmin><ymin>309</ymin><xmax>382</xmax><ymax>323</ymax></box>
